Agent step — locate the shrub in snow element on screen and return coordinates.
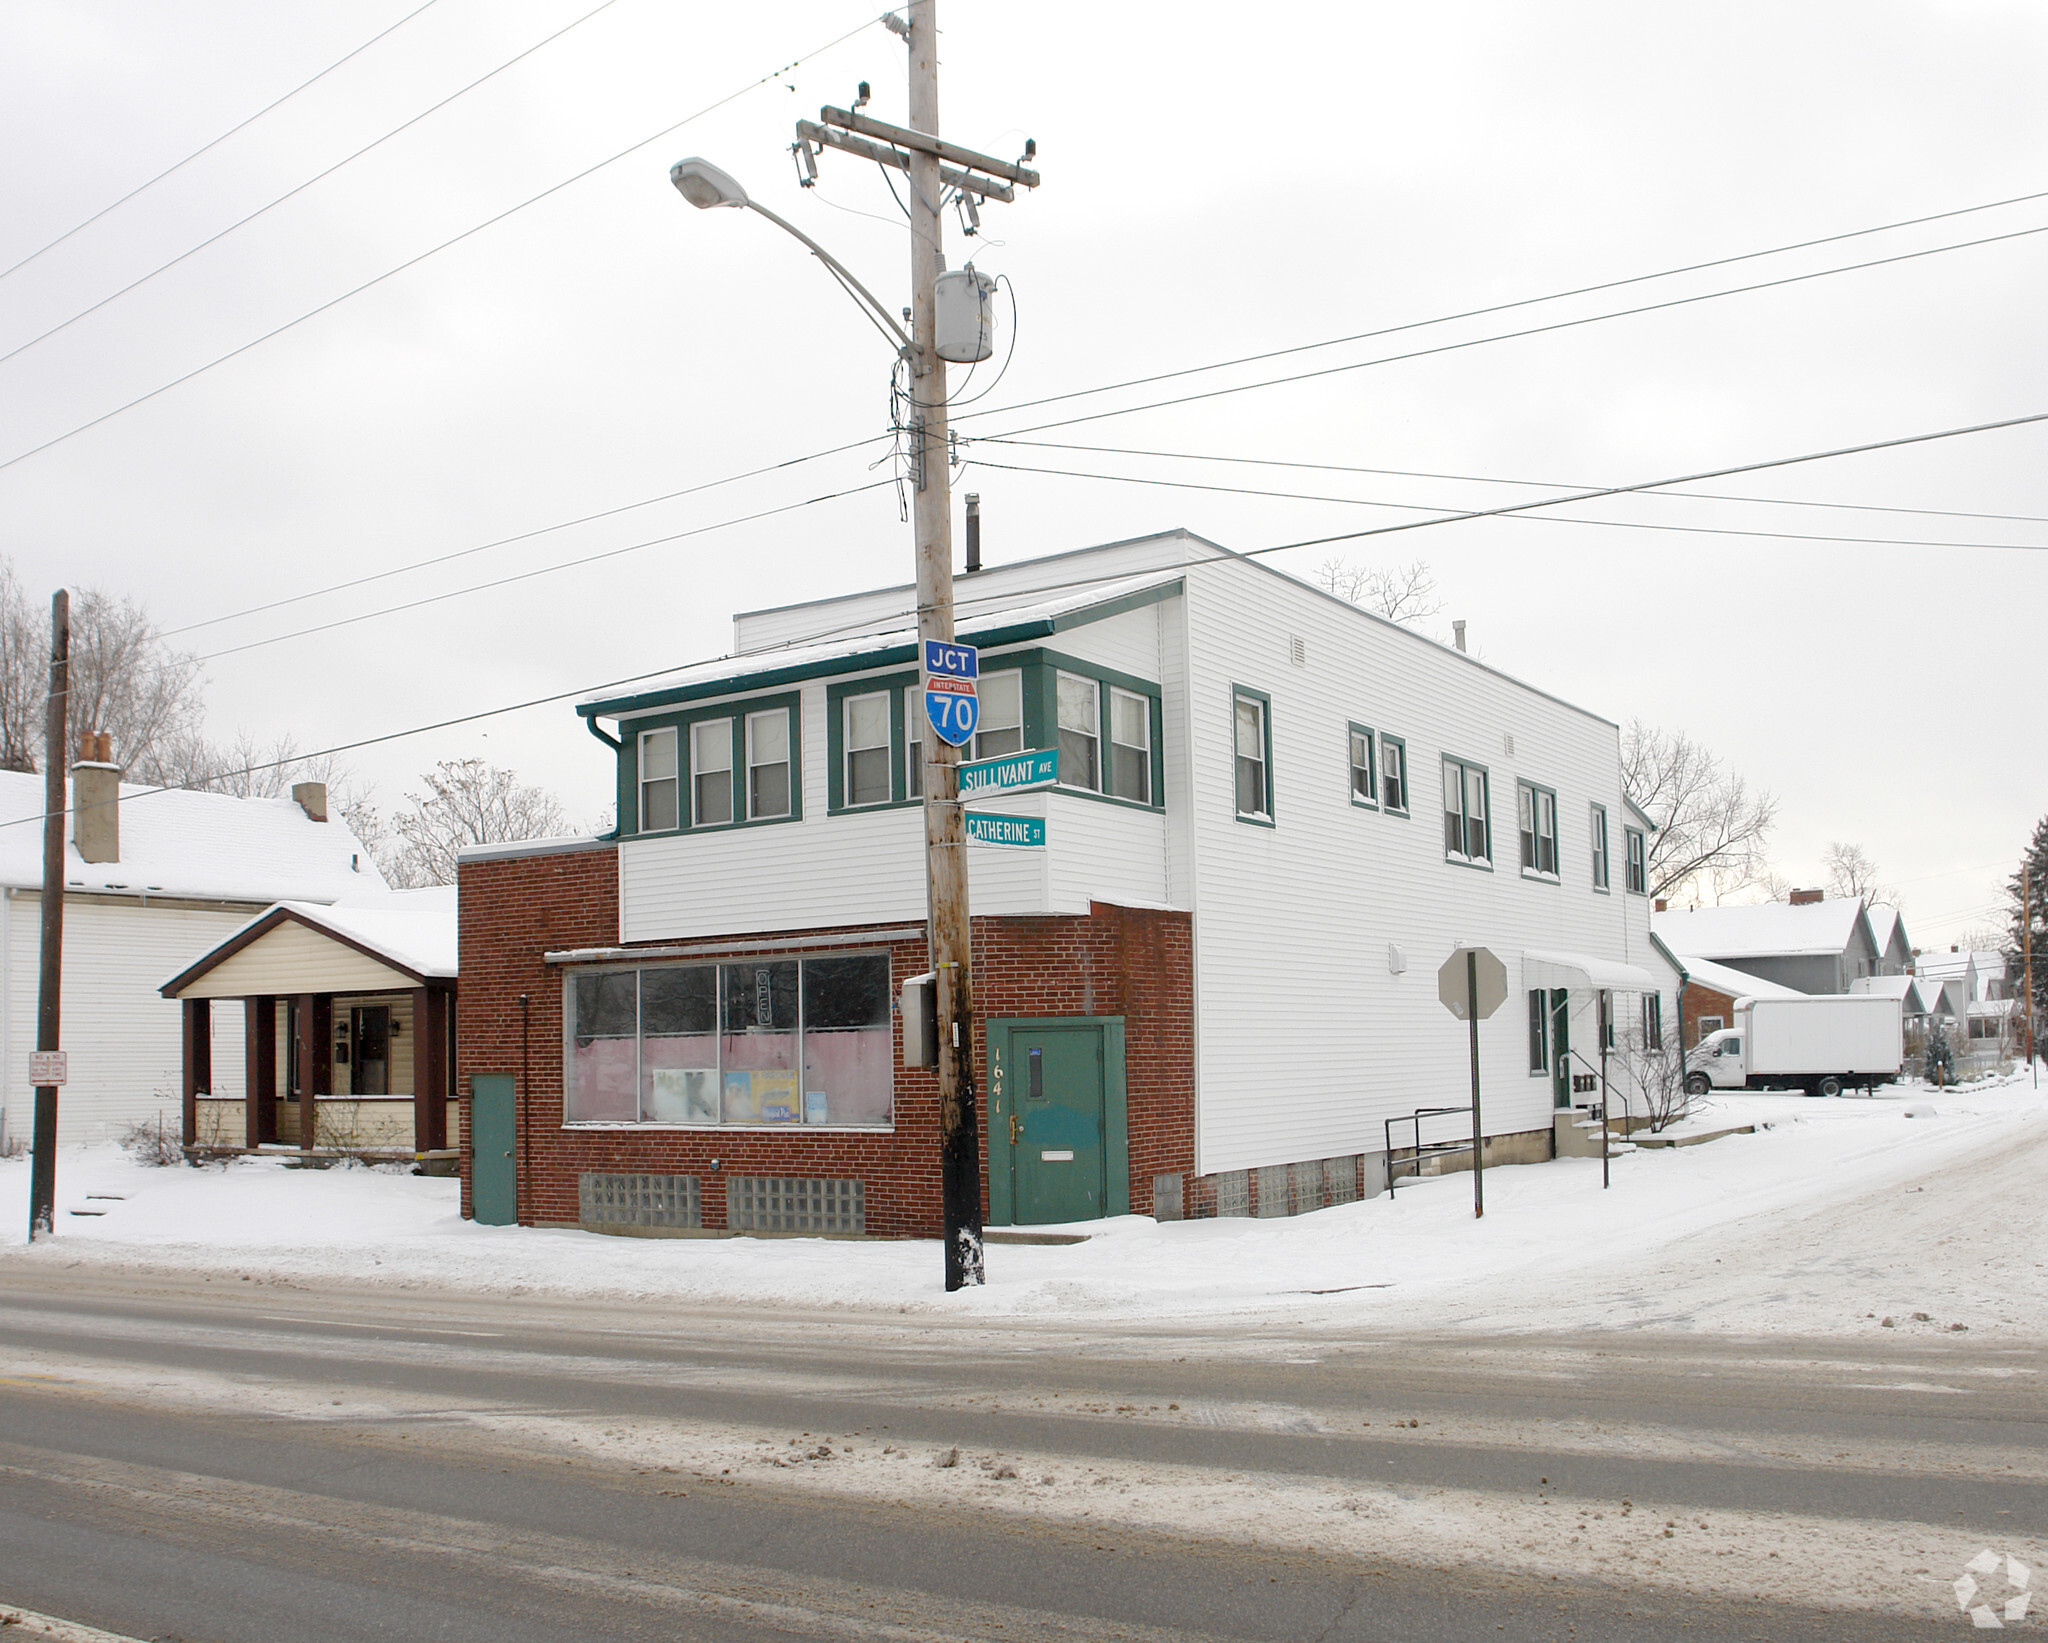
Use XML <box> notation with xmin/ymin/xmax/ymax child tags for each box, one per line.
<box><xmin>119</xmin><ymin>1116</ymin><xmax>186</xmax><ymax>1167</ymax></box>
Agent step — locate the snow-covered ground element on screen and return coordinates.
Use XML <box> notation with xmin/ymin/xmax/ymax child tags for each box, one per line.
<box><xmin>3</xmin><ymin>1067</ymin><xmax>2042</xmax><ymax>1336</ymax></box>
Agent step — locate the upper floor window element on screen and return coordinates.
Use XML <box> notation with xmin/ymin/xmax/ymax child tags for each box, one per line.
<box><xmin>1443</xmin><ymin>756</ymin><xmax>1490</xmax><ymax>864</ymax></box>
<box><xmin>1642</xmin><ymin>992</ymin><xmax>1664</xmax><ymax>1050</ymax></box>
<box><xmin>1234</xmin><ymin>691</ymin><xmax>1271</xmax><ymax>821</ymax></box>
<box><xmin>1056</xmin><ymin>672</ymin><xmax>1100</xmax><ymax>790</ymax></box>
<box><xmin>746</xmin><ymin>708</ymin><xmax>792</xmax><ymax>819</ymax></box>
<box><xmin>975</xmin><ymin>669</ymin><xmax>1024</xmax><ymax>762</ymax></box>
<box><xmin>639</xmin><ymin>727</ymin><xmax>678</xmax><ymax>832</ymax></box>
<box><xmin>1108</xmin><ymin>687</ymin><xmax>1152</xmax><ymax>803</ymax></box>
<box><xmin>1624</xmin><ymin>825</ymin><xmax>1647</xmax><ymax>894</ymax></box>
<box><xmin>904</xmin><ymin>684</ymin><xmax>924</xmax><ymax>799</ymax></box>
<box><xmin>1590</xmin><ymin>802</ymin><xmax>1610</xmax><ymax>890</ymax></box>
<box><xmin>1517</xmin><ymin>780</ymin><xmax>1558</xmax><ymax>878</ymax></box>
<box><xmin>843</xmin><ymin>692</ymin><xmax>891</xmax><ymax>808</ymax></box>
<box><xmin>691</xmin><ymin>719</ymin><xmax>733</xmax><ymax>827</ymax></box>
<box><xmin>1381</xmin><ymin>735</ymin><xmax>1408</xmax><ymax>814</ymax></box>
<box><xmin>1349</xmin><ymin>725</ymin><xmax>1377</xmax><ymax>807</ymax></box>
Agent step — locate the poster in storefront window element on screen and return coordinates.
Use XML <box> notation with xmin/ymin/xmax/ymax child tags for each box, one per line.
<box><xmin>724</xmin><ymin>1069</ymin><xmax>800</xmax><ymax>1123</ymax></box>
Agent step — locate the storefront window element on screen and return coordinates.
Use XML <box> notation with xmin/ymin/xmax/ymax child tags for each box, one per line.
<box><xmin>565</xmin><ymin>953</ymin><xmax>894</xmax><ymax>1128</ymax></box>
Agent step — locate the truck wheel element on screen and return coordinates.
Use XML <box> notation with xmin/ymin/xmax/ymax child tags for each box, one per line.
<box><xmin>1684</xmin><ymin>1072</ymin><xmax>1712</xmax><ymax>1097</ymax></box>
<box><xmin>1813</xmin><ymin>1076</ymin><xmax>1842</xmax><ymax>1098</ymax></box>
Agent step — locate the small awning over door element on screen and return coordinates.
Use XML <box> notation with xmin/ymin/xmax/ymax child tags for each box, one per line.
<box><xmin>1522</xmin><ymin>949</ymin><xmax>1662</xmax><ymax>993</ymax></box>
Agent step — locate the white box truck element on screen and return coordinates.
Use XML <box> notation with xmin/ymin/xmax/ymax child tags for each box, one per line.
<box><xmin>1685</xmin><ymin>994</ymin><xmax>1903</xmax><ymax>1097</ymax></box>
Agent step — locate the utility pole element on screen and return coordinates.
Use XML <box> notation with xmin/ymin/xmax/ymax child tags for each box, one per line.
<box><xmin>2027</xmin><ymin>862</ymin><xmax>2037</xmax><ymax>1089</ymax></box>
<box><xmin>903</xmin><ymin>0</ymin><xmax>982</xmax><ymax>1291</ymax></box>
<box><xmin>27</xmin><ymin>590</ymin><xmax>67</xmax><ymax>1242</ymax></box>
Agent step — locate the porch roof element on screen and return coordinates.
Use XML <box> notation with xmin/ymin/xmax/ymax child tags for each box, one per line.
<box><xmin>1522</xmin><ymin>948</ymin><xmax>1662</xmax><ymax>993</ymax></box>
<box><xmin>160</xmin><ymin>887</ymin><xmax>457</xmax><ymax>1000</ymax></box>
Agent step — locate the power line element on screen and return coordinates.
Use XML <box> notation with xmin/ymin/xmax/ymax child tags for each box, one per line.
<box><xmin>0</xmin><ymin>9</ymin><xmax>885</xmax><ymax>476</ymax></box>
<box><xmin>963</xmin><ymin>222</ymin><xmax>2048</xmax><ymax>446</ymax></box>
<box><xmin>977</xmin><ymin>436</ymin><xmax>2048</xmax><ymax>534</ymax></box>
<box><xmin>964</xmin><ymin>456</ymin><xmax>2048</xmax><ymax>554</ymax></box>
<box><xmin>0</xmin><ymin>0</ymin><xmax>624</xmax><ymax>369</ymax></box>
<box><xmin>0</xmin><ymin>0</ymin><xmax>447</xmax><ymax>283</ymax></box>
<box><xmin>160</xmin><ymin>431</ymin><xmax>891</xmax><ymax>640</ymax></box>
<box><xmin>190</xmin><ymin>476</ymin><xmax>897</xmax><ymax>666</ymax></box>
<box><xmin>952</xmin><ymin>184</ymin><xmax>2048</xmax><ymax>428</ymax></box>
<box><xmin>759</xmin><ymin>403</ymin><xmax>2048</xmax><ymax>658</ymax></box>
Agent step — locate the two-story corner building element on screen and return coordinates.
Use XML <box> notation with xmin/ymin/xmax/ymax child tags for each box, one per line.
<box><xmin>457</xmin><ymin>530</ymin><xmax>1674</xmax><ymax>1239</ymax></box>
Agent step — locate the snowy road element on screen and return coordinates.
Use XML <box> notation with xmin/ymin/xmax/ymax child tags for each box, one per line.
<box><xmin>0</xmin><ymin>1264</ymin><xmax>2040</xmax><ymax>1640</ymax></box>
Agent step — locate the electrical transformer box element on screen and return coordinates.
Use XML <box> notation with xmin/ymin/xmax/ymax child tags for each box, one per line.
<box><xmin>934</xmin><ymin>268</ymin><xmax>997</xmax><ymax>363</ymax></box>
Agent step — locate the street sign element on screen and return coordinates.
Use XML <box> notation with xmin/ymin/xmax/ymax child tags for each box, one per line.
<box><xmin>1437</xmin><ymin>946</ymin><xmax>1508</xmax><ymax>1021</ymax></box>
<box><xmin>925</xmin><ymin>676</ymin><xmax>978</xmax><ymax>746</ymax></box>
<box><xmin>959</xmin><ymin>747</ymin><xmax>1058</xmax><ymax>797</ymax></box>
<box><xmin>28</xmin><ymin>1050</ymin><xmax>66</xmax><ymax>1086</ymax></box>
<box><xmin>924</xmin><ymin>639</ymin><xmax>979</xmax><ymax>680</ymax></box>
<box><xmin>965</xmin><ymin>812</ymin><xmax>1046</xmax><ymax>848</ymax></box>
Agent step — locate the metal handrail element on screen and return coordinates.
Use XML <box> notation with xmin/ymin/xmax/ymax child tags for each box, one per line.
<box><xmin>1384</xmin><ymin>1104</ymin><xmax>1474</xmax><ymax>1196</ymax></box>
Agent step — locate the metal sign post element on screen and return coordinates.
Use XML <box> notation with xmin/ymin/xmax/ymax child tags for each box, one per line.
<box><xmin>1437</xmin><ymin>945</ymin><xmax>1508</xmax><ymax>1220</ymax></box>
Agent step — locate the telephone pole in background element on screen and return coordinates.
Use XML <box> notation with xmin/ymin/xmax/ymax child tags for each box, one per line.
<box><xmin>27</xmin><ymin>590</ymin><xmax>68</xmax><ymax>1242</ymax></box>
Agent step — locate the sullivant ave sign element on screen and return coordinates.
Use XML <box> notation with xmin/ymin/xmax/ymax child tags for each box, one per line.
<box><xmin>958</xmin><ymin>747</ymin><xmax>1058</xmax><ymax>797</ymax></box>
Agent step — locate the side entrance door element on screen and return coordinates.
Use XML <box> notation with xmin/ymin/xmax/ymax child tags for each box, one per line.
<box><xmin>470</xmin><ymin>1073</ymin><xmax>517</xmax><ymax>1225</ymax></box>
<box><xmin>1549</xmin><ymin>988</ymin><xmax>1573</xmax><ymax>1109</ymax></box>
<box><xmin>986</xmin><ymin>1018</ymin><xmax>1129</xmax><ymax>1226</ymax></box>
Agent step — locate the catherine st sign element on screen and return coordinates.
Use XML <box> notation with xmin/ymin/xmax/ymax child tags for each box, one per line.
<box><xmin>958</xmin><ymin>747</ymin><xmax>1059</xmax><ymax>798</ymax></box>
<box><xmin>964</xmin><ymin>813</ymin><xmax>1046</xmax><ymax>848</ymax></box>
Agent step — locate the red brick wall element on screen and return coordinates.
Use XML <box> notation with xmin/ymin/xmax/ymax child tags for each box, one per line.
<box><xmin>457</xmin><ymin>844</ymin><xmax>1195</xmax><ymax>1237</ymax></box>
<box><xmin>1680</xmin><ymin>983</ymin><xmax>1739</xmax><ymax>1049</ymax></box>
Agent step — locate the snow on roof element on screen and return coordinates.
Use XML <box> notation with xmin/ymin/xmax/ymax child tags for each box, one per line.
<box><xmin>1670</xmin><ymin>955</ymin><xmax>1805</xmax><ymax>1002</ymax></box>
<box><xmin>581</xmin><ymin>571</ymin><xmax>1182</xmax><ymax>714</ymax></box>
<box><xmin>1914</xmin><ymin>950</ymin><xmax>1981</xmax><ymax>982</ymax></box>
<box><xmin>1865</xmin><ymin>904</ymin><xmax>1901</xmax><ymax>953</ymax></box>
<box><xmin>1652</xmin><ymin>900</ymin><xmax>1869</xmax><ymax>960</ymax></box>
<box><xmin>0</xmin><ymin>768</ymin><xmax>384</xmax><ymax>903</ymax></box>
<box><xmin>163</xmin><ymin>887</ymin><xmax>457</xmax><ymax>992</ymax></box>
<box><xmin>1851</xmin><ymin>973</ymin><xmax>1927</xmax><ymax>1011</ymax></box>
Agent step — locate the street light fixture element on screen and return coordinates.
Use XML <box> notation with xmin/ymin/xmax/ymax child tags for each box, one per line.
<box><xmin>669</xmin><ymin>157</ymin><xmax>908</xmax><ymax>351</ymax></box>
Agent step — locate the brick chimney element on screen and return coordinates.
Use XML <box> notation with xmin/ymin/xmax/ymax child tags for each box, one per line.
<box><xmin>1654</xmin><ymin>898</ymin><xmax>1668</xmax><ymax>913</ymax></box>
<box><xmin>292</xmin><ymin>781</ymin><xmax>328</xmax><ymax>822</ymax></box>
<box><xmin>72</xmin><ymin>731</ymin><xmax>120</xmax><ymax>865</ymax></box>
<box><xmin>1789</xmin><ymin>887</ymin><xmax>1824</xmax><ymax>905</ymax></box>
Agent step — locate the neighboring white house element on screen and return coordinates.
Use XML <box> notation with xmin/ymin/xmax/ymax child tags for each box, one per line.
<box><xmin>1653</xmin><ymin>897</ymin><xmax>1882</xmax><ymax>996</ymax></box>
<box><xmin>480</xmin><ymin>527</ymin><xmax>1676</xmax><ymax>1232</ymax></box>
<box><xmin>0</xmin><ymin>762</ymin><xmax>384</xmax><ymax>1150</ymax></box>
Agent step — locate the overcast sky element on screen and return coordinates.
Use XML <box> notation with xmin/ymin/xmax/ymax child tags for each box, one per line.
<box><xmin>3</xmin><ymin>0</ymin><xmax>2042</xmax><ymax>947</ymax></box>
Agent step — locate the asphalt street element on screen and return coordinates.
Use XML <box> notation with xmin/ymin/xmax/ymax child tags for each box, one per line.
<box><xmin>1</xmin><ymin>1266</ymin><xmax>2040</xmax><ymax>1641</ymax></box>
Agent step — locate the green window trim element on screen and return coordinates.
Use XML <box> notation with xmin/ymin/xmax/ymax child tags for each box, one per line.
<box><xmin>1623</xmin><ymin>825</ymin><xmax>1648</xmax><ymax>895</ymax></box>
<box><xmin>1379</xmin><ymin>733</ymin><xmax>1410</xmax><ymax>816</ymax></box>
<box><xmin>1035</xmin><ymin>646</ymin><xmax>1166</xmax><ymax>813</ymax></box>
<box><xmin>1231</xmin><ymin>683</ymin><xmax>1275</xmax><ymax>827</ymax></box>
<box><xmin>1441</xmin><ymin>751</ymin><xmax>1492</xmax><ymax>868</ymax></box>
<box><xmin>1347</xmin><ymin>722</ymin><xmax>1378</xmax><ymax>810</ymax></box>
<box><xmin>825</xmin><ymin>670</ymin><xmax>922</xmax><ymax>814</ymax></box>
<box><xmin>610</xmin><ymin>690</ymin><xmax>803</xmax><ymax>839</ymax></box>
<box><xmin>1516</xmin><ymin>778</ymin><xmax>1560</xmax><ymax>882</ymax></box>
<box><xmin>1589</xmin><ymin>801</ymin><xmax>1611</xmax><ymax>893</ymax></box>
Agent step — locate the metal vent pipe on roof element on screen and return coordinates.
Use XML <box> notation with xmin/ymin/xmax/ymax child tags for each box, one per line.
<box><xmin>964</xmin><ymin>493</ymin><xmax>981</xmax><ymax>573</ymax></box>
<box><xmin>1453</xmin><ymin>619</ymin><xmax>1467</xmax><ymax>653</ymax></box>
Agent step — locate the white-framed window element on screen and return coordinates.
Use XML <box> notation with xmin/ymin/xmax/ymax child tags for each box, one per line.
<box><xmin>974</xmin><ymin>669</ymin><xmax>1024</xmax><ymax>762</ymax></box>
<box><xmin>1349</xmin><ymin>725</ymin><xmax>1377</xmax><ymax>806</ymax></box>
<box><xmin>904</xmin><ymin>684</ymin><xmax>924</xmax><ymax>799</ymax></box>
<box><xmin>1518</xmin><ymin>781</ymin><xmax>1558</xmax><ymax>877</ymax></box>
<box><xmin>1057</xmin><ymin>671</ymin><xmax>1100</xmax><ymax>790</ymax></box>
<box><xmin>1590</xmin><ymin>802</ymin><xmax>1610</xmax><ymax>890</ymax></box>
<box><xmin>745</xmin><ymin>708</ymin><xmax>791</xmax><ymax>820</ymax></box>
<box><xmin>843</xmin><ymin>691</ymin><xmax>891</xmax><ymax>808</ymax></box>
<box><xmin>1624</xmin><ymin>825</ymin><xmax>1647</xmax><ymax>894</ymax></box>
<box><xmin>1381</xmin><ymin>735</ymin><xmax>1408</xmax><ymax>813</ymax></box>
<box><xmin>638</xmin><ymin>727</ymin><xmax>678</xmax><ymax>833</ymax></box>
<box><xmin>1443</xmin><ymin>756</ymin><xmax>1490</xmax><ymax>863</ymax></box>
<box><xmin>1233</xmin><ymin>692</ymin><xmax>1270</xmax><ymax>819</ymax></box>
<box><xmin>566</xmin><ymin>952</ymin><xmax>893</xmax><ymax>1128</ymax></box>
<box><xmin>1108</xmin><ymin>687</ymin><xmax>1151</xmax><ymax>803</ymax></box>
<box><xmin>691</xmin><ymin>719</ymin><xmax>733</xmax><ymax>827</ymax></box>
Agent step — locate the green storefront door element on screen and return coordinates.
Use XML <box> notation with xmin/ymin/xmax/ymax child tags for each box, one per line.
<box><xmin>987</xmin><ymin>1018</ymin><xmax>1130</xmax><ymax>1226</ymax></box>
<box><xmin>471</xmin><ymin>1073</ymin><xmax>517</xmax><ymax>1225</ymax></box>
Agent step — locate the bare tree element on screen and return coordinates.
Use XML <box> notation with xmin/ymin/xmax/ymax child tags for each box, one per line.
<box><xmin>0</xmin><ymin>563</ymin><xmax>208</xmax><ymax>779</ymax></box>
<box><xmin>373</xmin><ymin>759</ymin><xmax>573</xmax><ymax>888</ymax></box>
<box><xmin>1313</xmin><ymin>557</ymin><xmax>1444</xmax><ymax>627</ymax></box>
<box><xmin>1821</xmin><ymin>841</ymin><xmax>1896</xmax><ymax>906</ymax></box>
<box><xmin>156</xmin><ymin>728</ymin><xmax>347</xmax><ymax>799</ymax></box>
<box><xmin>1621</xmin><ymin>721</ymin><xmax>1778</xmax><ymax>904</ymax></box>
